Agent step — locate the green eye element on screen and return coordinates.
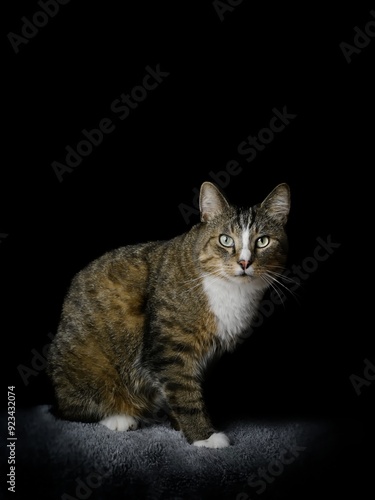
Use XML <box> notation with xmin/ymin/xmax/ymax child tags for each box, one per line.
<box><xmin>256</xmin><ymin>236</ymin><xmax>270</xmax><ymax>248</ymax></box>
<box><xmin>219</xmin><ymin>234</ymin><xmax>235</xmax><ymax>248</ymax></box>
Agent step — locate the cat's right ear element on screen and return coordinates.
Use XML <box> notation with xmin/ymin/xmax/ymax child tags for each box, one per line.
<box><xmin>199</xmin><ymin>182</ymin><xmax>229</xmax><ymax>222</ymax></box>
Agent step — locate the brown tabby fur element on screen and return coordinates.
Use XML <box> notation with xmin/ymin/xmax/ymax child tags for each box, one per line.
<box><xmin>47</xmin><ymin>181</ymin><xmax>290</xmax><ymax>444</ymax></box>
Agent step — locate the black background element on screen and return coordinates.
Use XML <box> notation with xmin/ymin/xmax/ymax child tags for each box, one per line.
<box><xmin>2</xmin><ymin>0</ymin><xmax>374</xmax><ymax>437</ymax></box>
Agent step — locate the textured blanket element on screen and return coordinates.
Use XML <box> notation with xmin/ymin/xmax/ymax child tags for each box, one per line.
<box><xmin>2</xmin><ymin>405</ymin><xmax>368</xmax><ymax>500</ymax></box>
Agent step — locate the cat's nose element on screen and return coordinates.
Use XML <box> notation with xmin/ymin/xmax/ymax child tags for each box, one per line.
<box><xmin>238</xmin><ymin>259</ymin><xmax>251</xmax><ymax>270</ymax></box>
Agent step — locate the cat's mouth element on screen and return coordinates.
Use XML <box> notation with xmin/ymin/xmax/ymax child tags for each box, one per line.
<box><xmin>234</xmin><ymin>269</ymin><xmax>254</xmax><ymax>279</ymax></box>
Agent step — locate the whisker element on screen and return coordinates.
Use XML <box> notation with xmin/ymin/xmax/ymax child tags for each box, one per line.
<box><xmin>177</xmin><ymin>268</ymin><xmax>222</xmax><ymax>286</ymax></box>
<box><xmin>174</xmin><ymin>269</ymin><xmax>225</xmax><ymax>315</ymax></box>
<box><xmin>263</xmin><ymin>271</ymin><xmax>300</xmax><ymax>304</ymax></box>
<box><xmin>261</xmin><ymin>274</ymin><xmax>287</xmax><ymax>308</ymax></box>
<box><xmin>266</xmin><ymin>269</ymin><xmax>301</xmax><ymax>287</ymax></box>
<box><xmin>178</xmin><ymin>269</ymin><xmax>225</xmax><ymax>296</ymax></box>
<box><xmin>264</xmin><ymin>273</ymin><xmax>293</xmax><ymax>293</ymax></box>
<box><xmin>178</xmin><ymin>274</ymin><xmax>207</xmax><ymax>286</ymax></box>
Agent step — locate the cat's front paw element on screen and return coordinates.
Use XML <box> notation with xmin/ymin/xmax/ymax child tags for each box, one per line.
<box><xmin>100</xmin><ymin>414</ymin><xmax>138</xmax><ymax>431</ymax></box>
<box><xmin>192</xmin><ymin>432</ymin><xmax>230</xmax><ymax>448</ymax></box>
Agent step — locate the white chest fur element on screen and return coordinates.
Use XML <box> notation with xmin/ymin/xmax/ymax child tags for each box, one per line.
<box><xmin>202</xmin><ymin>275</ymin><xmax>265</xmax><ymax>349</ymax></box>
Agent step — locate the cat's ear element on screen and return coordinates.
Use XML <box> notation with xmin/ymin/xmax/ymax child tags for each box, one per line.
<box><xmin>260</xmin><ymin>183</ymin><xmax>290</xmax><ymax>224</ymax></box>
<box><xmin>199</xmin><ymin>182</ymin><xmax>230</xmax><ymax>222</ymax></box>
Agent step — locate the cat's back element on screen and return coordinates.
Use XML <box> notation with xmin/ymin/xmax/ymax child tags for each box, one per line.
<box><xmin>59</xmin><ymin>225</ymin><xmax>204</xmax><ymax>322</ymax></box>
<box><xmin>70</xmin><ymin>240</ymin><xmax>165</xmax><ymax>293</ymax></box>
<box><xmin>56</xmin><ymin>241</ymin><xmax>168</xmax><ymax>339</ymax></box>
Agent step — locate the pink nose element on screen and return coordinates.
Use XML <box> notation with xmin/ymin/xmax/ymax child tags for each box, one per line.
<box><xmin>238</xmin><ymin>260</ymin><xmax>250</xmax><ymax>270</ymax></box>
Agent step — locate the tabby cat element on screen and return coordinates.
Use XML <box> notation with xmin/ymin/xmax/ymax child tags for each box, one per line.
<box><xmin>47</xmin><ymin>181</ymin><xmax>290</xmax><ymax>448</ymax></box>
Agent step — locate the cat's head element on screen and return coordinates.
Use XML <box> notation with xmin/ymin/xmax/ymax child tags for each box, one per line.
<box><xmin>197</xmin><ymin>181</ymin><xmax>290</xmax><ymax>288</ymax></box>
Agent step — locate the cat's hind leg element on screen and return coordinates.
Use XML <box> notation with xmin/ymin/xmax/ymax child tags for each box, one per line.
<box><xmin>99</xmin><ymin>414</ymin><xmax>139</xmax><ymax>431</ymax></box>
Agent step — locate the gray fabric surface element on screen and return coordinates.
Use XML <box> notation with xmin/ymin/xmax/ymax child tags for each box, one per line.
<box><xmin>1</xmin><ymin>406</ymin><xmax>353</xmax><ymax>499</ymax></box>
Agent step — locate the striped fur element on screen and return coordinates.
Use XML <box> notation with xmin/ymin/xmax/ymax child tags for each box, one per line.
<box><xmin>47</xmin><ymin>182</ymin><xmax>290</xmax><ymax>444</ymax></box>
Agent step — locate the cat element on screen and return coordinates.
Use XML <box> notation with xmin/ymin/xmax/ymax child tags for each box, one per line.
<box><xmin>47</xmin><ymin>181</ymin><xmax>290</xmax><ymax>448</ymax></box>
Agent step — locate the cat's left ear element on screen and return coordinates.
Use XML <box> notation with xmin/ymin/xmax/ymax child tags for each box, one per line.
<box><xmin>260</xmin><ymin>183</ymin><xmax>291</xmax><ymax>225</ymax></box>
<box><xmin>199</xmin><ymin>182</ymin><xmax>230</xmax><ymax>222</ymax></box>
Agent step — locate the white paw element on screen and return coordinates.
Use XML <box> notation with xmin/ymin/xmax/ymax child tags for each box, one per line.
<box><xmin>100</xmin><ymin>414</ymin><xmax>138</xmax><ymax>431</ymax></box>
<box><xmin>192</xmin><ymin>432</ymin><xmax>230</xmax><ymax>448</ymax></box>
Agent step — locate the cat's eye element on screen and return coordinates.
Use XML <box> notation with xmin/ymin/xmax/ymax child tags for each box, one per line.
<box><xmin>256</xmin><ymin>236</ymin><xmax>270</xmax><ymax>248</ymax></box>
<box><xmin>219</xmin><ymin>234</ymin><xmax>235</xmax><ymax>248</ymax></box>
